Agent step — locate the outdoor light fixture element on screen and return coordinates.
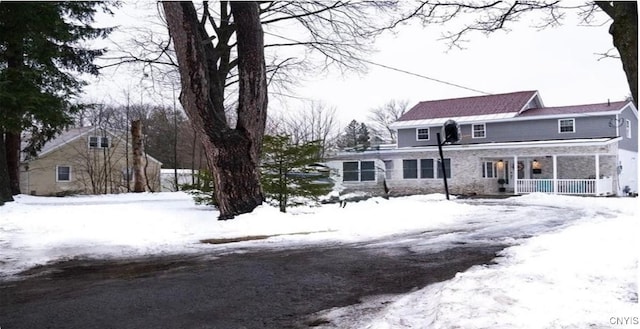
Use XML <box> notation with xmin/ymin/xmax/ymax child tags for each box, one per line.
<box><xmin>532</xmin><ymin>159</ymin><xmax>541</xmax><ymax>169</ymax></box>
<box><xmin>496</xmin><ymin>159</ymin><xmax>504</xmax><ymax>170</ymax></box>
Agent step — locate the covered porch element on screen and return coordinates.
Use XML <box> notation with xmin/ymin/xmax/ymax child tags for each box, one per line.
<box><xmin>484</xmin><ymin>154</ymin><xmax>616</xmax><ymax>196</ymax></box>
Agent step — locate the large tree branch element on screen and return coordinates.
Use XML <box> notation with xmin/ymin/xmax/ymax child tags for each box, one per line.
<box><xmin>594</xmin><ymin>1</ymin><xmax>615</xmax><ymax>19</ymax></box>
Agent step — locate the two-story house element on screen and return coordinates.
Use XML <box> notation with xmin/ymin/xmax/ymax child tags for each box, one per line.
<box><xmin>327</xmin><ymin>91</ymin><xmax>638</xmax><ymax>197</ymax></box>
<box><xmin>20</xmin><ymin>126</ymin><xmax>163</xmax><ymax>196</ymax></box>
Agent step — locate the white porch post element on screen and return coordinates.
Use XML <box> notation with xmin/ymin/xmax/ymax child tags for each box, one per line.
<box><xmin>552</xmin><ymin>155</ymin><xmax>558</xmax><ymax>194</ymax></box>
<box><xmin>595</xmin><ymin>154</ymin><xmax>600</xmax><ymax>195</ymax></box>
<box><xmin>513</xmin><ymin>155</ymin><xmax>518</xmax><ymax>195</ymax></box>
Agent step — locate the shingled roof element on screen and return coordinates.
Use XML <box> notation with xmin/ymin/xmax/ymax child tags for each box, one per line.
<box><xmin>397</xmin><ymin>91</ymin><xmax>539</xmax><ymax>121</ymax></box>
<box><xmin>518</xmin><ymin>101</ymin><xmax>629</xmax><ymax>117</ymax></box>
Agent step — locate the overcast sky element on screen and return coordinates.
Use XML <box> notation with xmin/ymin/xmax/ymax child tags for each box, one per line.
<box><xmin>83</xmin><ymin>2</ymin><xmax>630</xmax><ymax>127</ymax></box>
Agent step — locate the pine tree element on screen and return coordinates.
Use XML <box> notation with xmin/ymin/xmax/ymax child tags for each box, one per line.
<box><xmin>0</xmin><ymin>2</ymin><xmax>113</xmax><ymax>202</ymax></box>
<box><xmin>261</xmin><ymin>135</ymin><xmax>333</xmax><ymax>213</ymax></box>
<box><xmin>357</xmin><ymin>123</ymin><xmax>371</xmax><ymax>150</ymax></box>
<box><xmin>337</xmin><ymin>120</ymin><xmax>371</xmax><ymax>151</ymax></box>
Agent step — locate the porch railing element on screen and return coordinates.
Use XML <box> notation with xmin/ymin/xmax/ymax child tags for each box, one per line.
<box><xmin>516</xmin><ymin>178</ymin><xmax>613</xmax><ymax>196</ymax></box>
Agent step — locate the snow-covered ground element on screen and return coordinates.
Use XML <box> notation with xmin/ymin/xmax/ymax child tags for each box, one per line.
<box><xmin>0</xmin><ymin>192</ymin><xmax>637</xmax><ymax>328</ymax></box>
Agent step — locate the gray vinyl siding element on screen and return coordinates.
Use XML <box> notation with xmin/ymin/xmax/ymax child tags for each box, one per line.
<box><xmin>618</xmin><ymin>105</ymin><xmax>638</xmax><ymax>151</ymax></box>
<box><xmin>397</xmin><ymin>114</ymin><xmax>620</xmax><ymax>148</ymax></box>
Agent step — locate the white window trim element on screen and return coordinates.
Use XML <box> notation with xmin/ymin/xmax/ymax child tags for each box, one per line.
<box><xmin>100</xmin><ymin>136</ymin><xmax>110</xmax><ymax>148</ymax></box>
<box><xmin>626</xmin><ymin>119</ymin><xmax>632</xmax><ymax>138</ymax></box>
<box><xmin>472</xmin><ymin>123</ymin><xmax>486</xmax><ymax>139</ymax></box>
<box><xmin>558</xmin><ymin>118</ymin><xmax>575</xmax><ymax>133</ymax></box>
<box><xmin>402</xmin><ymin>158</ymin><xmax>449</xmax><ymax>180</ymax></box>
<box><xmin>56</xmin><ymin>165</ymin><xmax>71</xmax><ymax>182</ymax></box>
<box><xmin>88</xmin><ymin>136</ymin><xmax>99</xmax><ymax>148</ymax></box>
<box><xmin>402</xmin><ymin>159</ymin><xmax>419</xmax><ymax>179</ymax></box>
<box><xmin>89</xmin><ymin>136</ymin><xmax>110</xmax><ymax>148</ymax></box>
<box><xmin>416</xmin><ymin>128</ymin><xmax>430</xmax><ymax>141</ymax></box>
<box><xmin>343</xmin><ymin>161</ymin><xmax>376</xmax><ymax>182</ymax></box>
<box><xmin>482</xmin><ymin>161</ymin><xmax>498</xmax><ymax>178</ymax></box>
<box><xmin>359</xmin><ymin>160</ymin><xmax>377</xmax><ymax>182</ymax></box>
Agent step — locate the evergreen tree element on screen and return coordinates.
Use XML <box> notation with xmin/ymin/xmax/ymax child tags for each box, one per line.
<box><xmin>337</xmin><ymin>120</ymin><xmax>371</xmax><ymax>151</ymax></box>
<box><xmin>338</xmin><ymin>120</ymin><xmax>359</xmax><ymax>149</ymax></box>
<box><xmin>0</xmin><ymin>2</ymin><xmax>113</xmax><ymax>202</ymax></box>
<box><xmin>261</xmin><ymin>135</ymin><xmax>333</xmax><ymax>213</ymax></box>
<box><xmin>357</xmin><ymin>122</ymin><xmax>371</xmax><ymax>149</ymax></box>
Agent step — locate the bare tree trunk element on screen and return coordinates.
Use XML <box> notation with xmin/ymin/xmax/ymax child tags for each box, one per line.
<box><xmin>131</xmin><ymin>120</ymin><xmax>146</xmax><ymax>192</ymax></box>
<box><xmin>191</xmin><ymin>129</ymin><xmax>197</xmax><ymax>185</ymax></box>
<box><xmin>595</xmin><ymin>1</ymin><xmax>638</xmax><ymax>106</ymax></box>
<box><xmin>5</xmin><ymin>132</ymin><xmax>21</xmax><ymax>195</ymax></box>
<box><xmin>172</xmin><ymin>87</ymin><xmax>179</xmax><ymax>190</ymax></box>
<box><xmin>163</xmin><ymin>2</ymin><xmax>268</xmax><ymax>219</ymax></box>
<box><xmin>102</xmin><ymin>137</ymin><xmax>108</xmax><ymax>194</ymax></box>
<box><xmin>125</xmin><ymin>95</ymin><xmax>131</xmax><ymax>192</ymax></box>
<box><xmin>0</xmin><ymin>133</ymin><xmax>14</xmax><ymax>204</ymax></box>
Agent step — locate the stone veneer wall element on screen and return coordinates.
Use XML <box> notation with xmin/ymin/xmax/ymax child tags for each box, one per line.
<box><xmin>329</xmin><ymin>141</ymin><xmax>619</xmax><ymax>197</ymax></box>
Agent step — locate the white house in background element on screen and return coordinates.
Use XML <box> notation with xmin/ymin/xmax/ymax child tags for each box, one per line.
<box><xmin>160</xmin><ymin>169</ymin><xmax>199</xmax><ymax>191</ymax></box>
<box><xmin>327</xmin><ymin>90</ymin><xmax>638</xmax><ymax>197</ymax></box>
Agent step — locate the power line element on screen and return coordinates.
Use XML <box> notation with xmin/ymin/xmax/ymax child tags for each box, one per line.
<box><xmin>263</xmin><ymin>31</ymin><xmax>492</xmax><ymax>96</ymax></box>
<box><xmin>360</xmin><ymin>59</ymin><xmax>491</xmax><ymax>95</ymax></box>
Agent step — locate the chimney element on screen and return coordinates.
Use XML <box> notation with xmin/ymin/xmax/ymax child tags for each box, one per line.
<box><xmin>607</xmin><ymin>99</ymin><xmax>610</xmax><ymax>106</ymax></box>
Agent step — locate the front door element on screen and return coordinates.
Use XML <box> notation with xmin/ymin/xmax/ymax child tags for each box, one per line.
<box><xmin>517</xmin><ymin>161</ymin><xmax>525</xmax><ymax>179</ymax></box>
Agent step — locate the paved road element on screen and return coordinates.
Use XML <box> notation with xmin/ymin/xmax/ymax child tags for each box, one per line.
<box><xmin>0</xmin><ymin>200</ymin><xmax>585</xmax><ymax>329</ymax></box>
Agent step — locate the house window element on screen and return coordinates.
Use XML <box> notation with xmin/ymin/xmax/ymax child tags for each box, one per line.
<box><xmin>89</xmin><ymin>136</ymin><xmax>99</xmax><ymax>148</ymax></box>
<box><xmin>416</xmin><ymin>128</ymin><xmax>430</xmax><ymax>141</ymax></box>
<box><xmin>122</xmin><ymin>167</ymin><xmax>133</xmax><ymax>182</ymax></box>
<box><xmin>420</xmin><ymin>159</ymin><xmax>434</xmax><ymax>178</ymax></box>
<box><xmin>558</xmin><ymin>119</ymin><xmax>575</xmax><ymax>133</ymax></box>
<box><xmin>437</xmin><ymin>158</ymin><xmax>451</xmax><ymax>179</ymax></box>
<box><xmin>57</xmin><ymin>166</ymin><xmax>71</xmax><ymax>182</ymax></box>
<box><xmin>342</xmin><ymin>161</ymin><xmax>375</xmax><ymax>182</ymax></box>
<box><xmin>360</xmin><ymin>161</ymin><xmax>375</xmax><ymax>181</ymax></box>
<box><xmin>403</xmin><ymin>158</ymin><xmax>444</xmax><ymax>179</ymax></box>
<box><xmin>626</xmin><ymin>119</ymin><xmax>632</xmax><ymax>138</ymax></box>
<box><xmin>383</xmin><ymin>160</ymin><xmax>393</xmax><ymax>180</ymax></box>
<box><xmin>100</xmin><ymin>137</ymin><xmax>109</xmax><ymax>148</ymax></box>
<box><xmin>482</xmin><ymin>161</ymin><xmax>497</xmax><ymax>178</ymax></box>
<box><xmin>472</xmin><ymin>124</ymin><xmax>486</xmax><ymax>138</ymax></box>
<box><xmin>403</xmin><ymin>160</ymin><xmax>418</xmax><ymax>179</ymax></box>
<box><xmin>89</xmin><ymin>136</ymin><xmax>110</xmax><ymax>148</ymax></box>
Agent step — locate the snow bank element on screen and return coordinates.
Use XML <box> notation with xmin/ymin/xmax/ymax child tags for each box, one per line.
<box><xmin>320</xmin><ymin>194</ymin><xmax>639</xmax><ymax>329</ymax></box>
<box><xmin>0</xmin><ymin>192</ymin><xmax>470</xmax><ymax>278</ymax></box>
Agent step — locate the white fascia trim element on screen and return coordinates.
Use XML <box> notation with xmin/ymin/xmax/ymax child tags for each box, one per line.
<box><xmin>332</xmin><ymin>137</ymin><xmax>622</xmax><ymax>157</ymax></box>
<box><xmin>518</xmin><ymin>91</ymin><xmax>542</xmax><ymax>114</ymax></box>
<box><xmin>390</xmin><ymin>108</ymin><xmax>628</xmax><ymax>131</ymax></box>
<box><xmin>390</xmin><ymin>113</ymin><xmax>517</xmax><ymax>129</ymax></box>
